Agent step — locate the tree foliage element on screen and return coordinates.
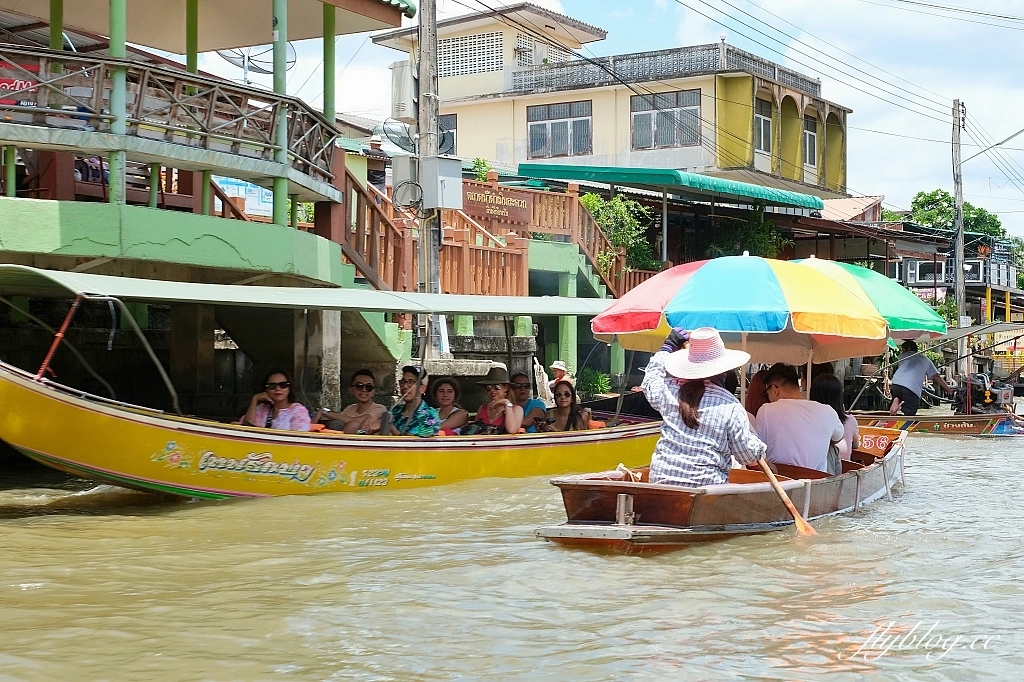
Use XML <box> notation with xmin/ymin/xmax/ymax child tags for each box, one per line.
<box><xmin>908</xmin><ymin>189</ymin><xmax>1005</xmax><ymax>237</ymax></box>
<box><xmin>471</xmin><ymin>157</ymin><xmax>493</xmax><ymax>182</ymax></box>
<box><xmin>705</xmin><ymin>203</ymin><xmax>792</xmax><ymax>258</ymax></box>
<box><xmin>579</xmin><ymin>193</ymin><xmax>661</xmax><ymax>271</ymax></box>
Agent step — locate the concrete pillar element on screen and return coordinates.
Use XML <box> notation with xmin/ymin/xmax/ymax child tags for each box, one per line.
<box><xmin>37</xmin><ymin>152</ymin><xmax>76</xmax><ymax>201</ymax></box>
<box><xmin>610</xmin><ymin>338</ymin><xmax>625</xmax><ymax>376</ymax></box>
<box><xmin>290</xmin><ymin>193</ymin><xmax>299</xmax><ymax>227</ymax></box>
<box><xmin>4</xmin><ymin>146</ymin><xmax>16</xmax><ymax>197</ymax></box>
<box><xmin>107</xmin><ymin>0</ymin><xmax>127</xmax><ymax>205</ymax></box>
<box><xmin>323</xmin><ymin>3</ymin><xmax>336</xmax><ymax>122</ymax></box>
<box><xmin>272</xmin><ymin>0</ymin><xmax>289</xmax><ymax>226</ymax></box>
<box><xmin>295</xmin><ymin>310</ymin><xmax>342</xmax><ymax>411</ymax></box>
<box><xmin>986</xmin><ymin>286</ymin><xmax>992</xmax><ymax>324</ymax></box>
<box><xmin>185</xmin><ymin>0</ymin><xmax>198</xmax><ymax>74</ymax></box>
<box><xmin>557</xmin><ymin>272</ymin><xmax>578</xmax><ymax>375</ymax></box>
<box><xmin>515</xmin><ymin>315</ymin><xmax>532</xmax><ymax>337</ymax></box>
<box><xmin>170</xmin><ymin>304</ymin><xmax>215</xmax><ymax>394</ymax></box>
<box><xmin>1006</xmin><ymin>290</ymin><xmax>1012</xmax><ymax>322</ymax></box>
<box><xmin>454</xmin><ymin>315</ymin><xmax>474</xmax><ymax>336</ymax></box>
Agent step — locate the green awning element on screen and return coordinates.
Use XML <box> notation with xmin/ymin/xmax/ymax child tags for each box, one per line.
<box><xmin>0</xmin><ymin>266</ymin><xmax>611</xmax><ymax>317</ymax></box>
<box><xmin>517</xmin><ymin>163</ymin><xmax>825</xmax><ymax>210</ymax></box>
<box><xmin>379</xmin><ymin>0</ymin><xmax>417</xmax><ymax>19</ymax></box>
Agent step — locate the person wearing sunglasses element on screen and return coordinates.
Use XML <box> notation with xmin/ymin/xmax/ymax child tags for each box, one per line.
<box><xmin>242</xmin><ymin>368</ymin><xmax>311</xmax><ymax>432</ymax></box>
<box><xmin>510</xmin><ymin>372</ymin><xmax>547</xmax><ymax>433</ymax></box>
<box><xmin>386</xmin><ymin>366</ymin><xmax>440</xmax><ymax>437</ymax></box>
<box><xmin>467</xmin><ymin>366</ymin><xmax>524</xmax><ymax>435</ymax></box>
<box><xmin>315</xmin><ymin>369</ymin><xmax>387</xmax><ymax>434</ymax></box>
<box><xmin>754</xmin><ymin>363</ymin><xmax>844</xmax><ymax>474</ymax></box>
<box><xmin>540</xmin><ymin>380</ymin><xmax>591</xmax><ymax>432</ymax></box>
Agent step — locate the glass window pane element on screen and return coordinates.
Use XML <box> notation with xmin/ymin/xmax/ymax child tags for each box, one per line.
<box><xmin>527</xmin><ymin>105</ymin><xmax>547</xmax><ymax>122</ymax></box>
<box><xmin>570</xmin><ymin>100</ymin><xmax>591</xmax><ymax>117</ymax></box>
<box><xmin>549</xmin><ymin>103</ymin><xmax>570</xmax><ymax>119</ymax></box>
<box><xmin>571</xmin><ymin>118</ymin><xmax>591</xmax><ymax>155</ymax></box>
<box><xmin>763</xmin><ymin>119</ymin><xmax>772</xmax><ymax>153</ymax></box>
<box><xmin>678</xmin><ymin>107</ymin><xmax>699</xmax><ymax>145</ymax></box>
<box><xmin>550</xmin><ymin>120</ymin><xmax>570</xmax><ymax>156</ymax></box>
<box><xmin>654</xmin><ymin>93</ymin><xmax>675</xmax><ymax>110</ymax></box>
<box><xmin>804</xmin><ymin>115</ymin><xmax>816</xmax><ymax>132</ymax></box>
<box><xmin>529</xmin><ymin>123</ymin><xmax>548</xmax><ymax>157</ymax></box>
<box><xmin>755</xmin><ymin>98</ymin><xmax>772</xmax><ymax>118</ymax></box>
<box><xmin>804</xmin><ymin>131</ymin><xmax>816</xmax><ymax>165</ymax></box>
<box><xmin>678</xmin><ymin>89</ymin><xmax>701</xmax><ymax>107</ymax></box>
<box><xmin>632</xmin><ymin>112</ymin><xmax>653</xmax><ymax>149</ymax></box>
<box><xmin>632</xmin><ymin>95</ymin><xmax>654</xmax><ymax>112</ymax></box>
<box><xmin>656</xmin><ymin>110</ymin><xmax>677</xmax><ymax>147</ymax></box>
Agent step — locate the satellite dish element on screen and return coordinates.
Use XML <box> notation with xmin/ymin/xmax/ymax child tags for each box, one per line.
<box><xmin>438</xmin><ymin>120</ymin><xmax>455</xmax><ymax>156</ymax></box>
<box><xmin>216</xmin><ymin>43</ymin><xmax>297</xmax><ymax>85</ymax></box>
<box><xmin>379</xmin><ymin>119</ymin><xmax>417</xmax><ymax>154</ymax></box>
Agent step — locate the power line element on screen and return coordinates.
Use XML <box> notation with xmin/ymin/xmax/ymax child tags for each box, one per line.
<box><xmin>885</xmin><ymin>0</ymin><xmax>1024</xmax><ymax>23</ymax></box>
<box><xmin>672</xmin><ymin>0</ymin><xmax>951</xmax><ymax>124</ymax></box>
<box><xmin>847</xmin><ymin>0</ymin><xmax>1024</xmax><ymax>31</ymax></box>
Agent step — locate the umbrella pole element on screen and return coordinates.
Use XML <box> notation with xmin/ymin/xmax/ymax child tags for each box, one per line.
<box><xmin>806</xmin><ymin>358</ymin><xmax>813</xmax><ymax>396</ymax></box>
<box><xmin>740</xmin><ymin>332</ymin><xmax>748</xmax><ymax>404</ymax></box>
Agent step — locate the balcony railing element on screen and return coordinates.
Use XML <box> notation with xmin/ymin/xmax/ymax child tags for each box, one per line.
<box><xmin>902</xmin><ymin>258</ymin><xmax>1019</xmax><ymax>289</ymax></box>
<box><xmin>0</xmin><ymin>44</ymin><xmax>338</xmax><ymax>184</ymax></box>
<box><xmin>506</xmin><ymin>44</ymin><xmax>821</xmax><ymax>98</ymax></box>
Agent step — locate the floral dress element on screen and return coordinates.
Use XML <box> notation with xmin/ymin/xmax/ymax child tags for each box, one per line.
<box><xmin>390</xmin><ymin>400</ymin><xmax>441</xmax><ymax>437</ymax></box>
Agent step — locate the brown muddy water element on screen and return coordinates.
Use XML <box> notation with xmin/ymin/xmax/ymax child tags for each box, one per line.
<box><xmin>0</xmin><ymin>435</ymin><xmax>1021</xmax><ymax>681</ymax></box>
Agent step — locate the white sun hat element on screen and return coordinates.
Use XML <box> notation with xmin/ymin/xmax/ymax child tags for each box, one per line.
<box><xmin>664</xmin><ymin>327</ymin><xmax>750</xmax><ymax>380</ymax></box>
<box><xmin>549</xmin><ymin>360</ymin><xmax>568</xmax><ymax>372</ymax></box>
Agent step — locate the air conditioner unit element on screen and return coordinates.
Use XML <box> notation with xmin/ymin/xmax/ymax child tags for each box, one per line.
<box><xmin>390</xmin><ymin>60</ymin><xmax>418</xmax><ymax>124</ymax></box>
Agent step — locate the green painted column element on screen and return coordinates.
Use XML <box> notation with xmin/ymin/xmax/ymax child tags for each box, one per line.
<box><xmin>201</xmin><ymin>170</ymin><xmax>212</xmax><ymax>215</ymax></box>
<box><xmin>3</xmin><ymin>146</ymin><xmax>15</xmax><ymax>197</ymax></box>
<box><xmin>610</xmin><ymin>339</ymin><xmax>624</xmax><ymax>376</ymax></box>
<box><xmin>322</xmin><ymin>3</ymin><xmax>336</xmax><ymax>122</ymax></box>
<box><xmin>454</xmin><ymin>315</ymin><xmax>473</xmax><ymax>336</ymax></box>
<box><xmin>148</xmin><ymin>163</ymin><xmax>160</xmax><ymax>207</ymax></box>
<box><xmin>185</xmin><ymin>0</ymin><xmax>198</xmax><ymax>74</ymax></box>
<box><xmin>557</xmin><ymin>272</ymin><xmax>578</xmax><ymax>375</ymax></box>
<box><xmin>272</xmin><ymin>0</ymin><xmax>289</xmax><ymax>226</ymax></box>
<box><xmin>49</xmin><ymin>0</ymin><xmax>63</xmax><ymax>50</ymax></box>
<box><xmin>107</xmin><ymin>0</ymin><xmax>127</xmax><ymax>205</ymax></box>
<box><xmin>515</xmin><ymin>316</ymin><xmax>532</xmax><ymax>337</ymax></box>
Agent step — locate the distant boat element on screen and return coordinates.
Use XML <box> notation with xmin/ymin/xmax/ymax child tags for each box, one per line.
<box><xmin>536</xmin><ymin>427</ymin><xmax>906</xmax><ymax>553</ymax></box>
<box><xmin>854</xmin><ymin>413</ymin><xmax>1023</xmax><ymax>436</ymax></box>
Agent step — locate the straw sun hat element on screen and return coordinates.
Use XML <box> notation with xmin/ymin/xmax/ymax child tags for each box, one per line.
<box><xmin>664</xmin><ymin>327</ymin><xmax>750</xmax><ymax>380</ymax></box>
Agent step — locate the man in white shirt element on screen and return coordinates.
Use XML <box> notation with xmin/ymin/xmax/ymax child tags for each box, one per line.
<box><xmin>755</xmin><ymin>364</ymin><xmax>844</xmax><ymax>473</ymax></box>
<box><xmin>890</xmin><ymin>340</ymin><xmax>952</xmax><ymax>415</ymax></box>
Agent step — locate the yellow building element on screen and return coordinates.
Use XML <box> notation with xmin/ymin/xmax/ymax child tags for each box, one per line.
<box><xmin>373</xmin><ymin>2</ymin><xmax>851</xmax><ymax>198</ymax></box>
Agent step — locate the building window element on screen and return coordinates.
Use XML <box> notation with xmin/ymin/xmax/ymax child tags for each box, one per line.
<box><xmin>630</xmin><ymin>89</ymin><xmax>700</xmax><ymax>150</ymax></box>
<box><xmin>438</xmin><ymin>113</ymin><xmax>457</xmax><ymax>155</ymax></box>
<box><xmin>516</xmin><ymin>34</ymin><xmax>533</xmax><ymax>67</ymax></box>
<box><xmin>754</xmin><ymin>98</ymin><xmax>773</xmax><ymax>154</ymax></box>
<box><xmin>803</xmin><ymin>115</ymin><xmax>817</xmax><ymax>166</ymax></box>
<box><xmin>438</xmin><ymin>32</ymin><xmax>503</xmax><ymax>78</ymax></box>
<box><xmin>916</xmin><ymin>260</ymin><xmax>944</xmax><ymax>284</ymax></box>
<box><xmin>527</xmin><ymin>101</ymin><xmax>592</xmax><ymax>159</ymax></box>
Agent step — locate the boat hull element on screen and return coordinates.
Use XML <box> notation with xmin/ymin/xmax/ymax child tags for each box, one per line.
<box><xmin>536</xmin><ymin>428</ymin><xmax>906</xmax><ymax>552</ymax></box>
<box><xmin>855</xmin><ymin>412</ymin><xmax>1023</xmax><ymax>436</ymax></box>
<box><xmin>0</xmin><ymin>364</ymin><xmax>659</xmax><ymax>498</ymax></box>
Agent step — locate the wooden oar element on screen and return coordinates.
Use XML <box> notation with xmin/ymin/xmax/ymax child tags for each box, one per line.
<box><xmin>757</xmin><ymin>458</ymin><xmax>818</xmax><ymax>536</ymax></box>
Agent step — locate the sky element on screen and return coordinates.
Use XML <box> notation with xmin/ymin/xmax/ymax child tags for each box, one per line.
<box><xmin>194</xmin><ymin>0</ymin><xmax>1024</xmax><ymax>235</ymax></box>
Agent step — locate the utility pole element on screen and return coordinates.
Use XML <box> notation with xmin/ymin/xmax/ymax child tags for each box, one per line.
<box><xmin>417</xmin><ymin>0</ymin><xmax>441</xmax><ymax>357</ymax></box>
<box><xmin>952</xmin><ymin>98</ymin><xmax>967</xmax><ymax>377</ymax></box>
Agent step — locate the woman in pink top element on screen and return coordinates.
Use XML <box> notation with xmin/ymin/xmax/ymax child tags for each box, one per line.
<box><xmin>242</xmin><ymin>369</ymin><xmax>311</xmax><ymax>432</ymax></box>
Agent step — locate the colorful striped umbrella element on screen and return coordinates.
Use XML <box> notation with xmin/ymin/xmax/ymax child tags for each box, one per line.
<box><xmin>592</xmin><ymin>256</ymin><xmax>890</xmax><ymax>364</ymax></box>
<box><xmin>795</xmin><ymin>257</ymin><xmax>947</xmax><ymax>340</ymax></box>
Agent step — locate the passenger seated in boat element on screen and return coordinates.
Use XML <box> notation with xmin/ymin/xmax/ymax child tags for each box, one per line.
<box><xmin>642</xmin><ymin>327</ymin><xmax>766</xmax><ymax>487</ymax></box>
<box><xmin>242</xmin><ymin>369</ymin><xmax>311</xmax><ymax>432</ymax></box>
<box><xmin>387</xmin><ymin>366</ymin><xmax>441</xmax><ymax>437</ymax></box>
<box><xmin>465</xmin><ymin>367</ymin><xmax>524</xmax><ymax>435</ymax></box>
<box><xmin>430</xmin><ymin>377</ymin><xmax>468</xmax><ymax>435</ymax></box>
<box><xmin>539</xmin><ymin>380</ymin><xmax>591</xmax><ymax>432</ymax></box>
<box><xmin>316</xmin><ymin>369</ymin><xmax>388</xmax><ymax>434</ymax></box>
<box><xmin>810</xmin><ymin>374</ymin><xmax>860</xmax><ymax>461</ymax></box>
<box><xmin>756</xmin><ymin>364</ymin><xmax>844</xmax><ymax>474</ymax></box>
<box><xmin>745</xmin><ymin>369</ymin><xmax>769</xmax><ymax>426</ymax></box>
<box><xmin>511</xmin><ymin>372</ymin><xmax>547</xmax><ymax>432</ymax></box>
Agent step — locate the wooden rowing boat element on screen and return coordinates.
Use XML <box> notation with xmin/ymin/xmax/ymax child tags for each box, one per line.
<box><xmin>854</xmin><ymin>412</ymin><xmax>1023</xmax><ymax>436</ymax></box>
<box><xmin>0</xmin><ymin>362</ymin><xmax>659</xmax><ymax>499</ymax></box>
<box><xmin>536</xmin><ymin>426</ymin><xmax>906</xmax><ymax>553</ymax></box>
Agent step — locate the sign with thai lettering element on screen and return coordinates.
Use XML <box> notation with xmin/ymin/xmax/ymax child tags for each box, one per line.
<box><xmin>462</xmin><ymin>186</ymin><xmax>533</xmax><ymax>224</ymax></box>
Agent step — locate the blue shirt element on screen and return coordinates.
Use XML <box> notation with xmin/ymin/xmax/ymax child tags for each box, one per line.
<box><xmin>520</xmin><ymin>398</ymin><xmax>547</xmax><ymax>432</ymax></box>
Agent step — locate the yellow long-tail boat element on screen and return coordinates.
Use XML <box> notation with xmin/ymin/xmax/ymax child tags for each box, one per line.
<box><xmin>0</xmin><ymin>266</ymin><xmax>658</xmax><ymax>498</ymax></box>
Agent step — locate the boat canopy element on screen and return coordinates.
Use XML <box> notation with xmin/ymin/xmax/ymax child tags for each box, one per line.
<box><xmin>0</xmin><ymin>265</ymin><xmax>613</xmax><ymax>317</ymax></box>
<box><xmin>516</xmin><ymin>164</ymin><xmax>826</xmax><ymax>210</ymax></box>
<box><xmin>934</xmin><ymin>321</ymin><xmax>1024</xmax><ymax>342</ymax></box>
